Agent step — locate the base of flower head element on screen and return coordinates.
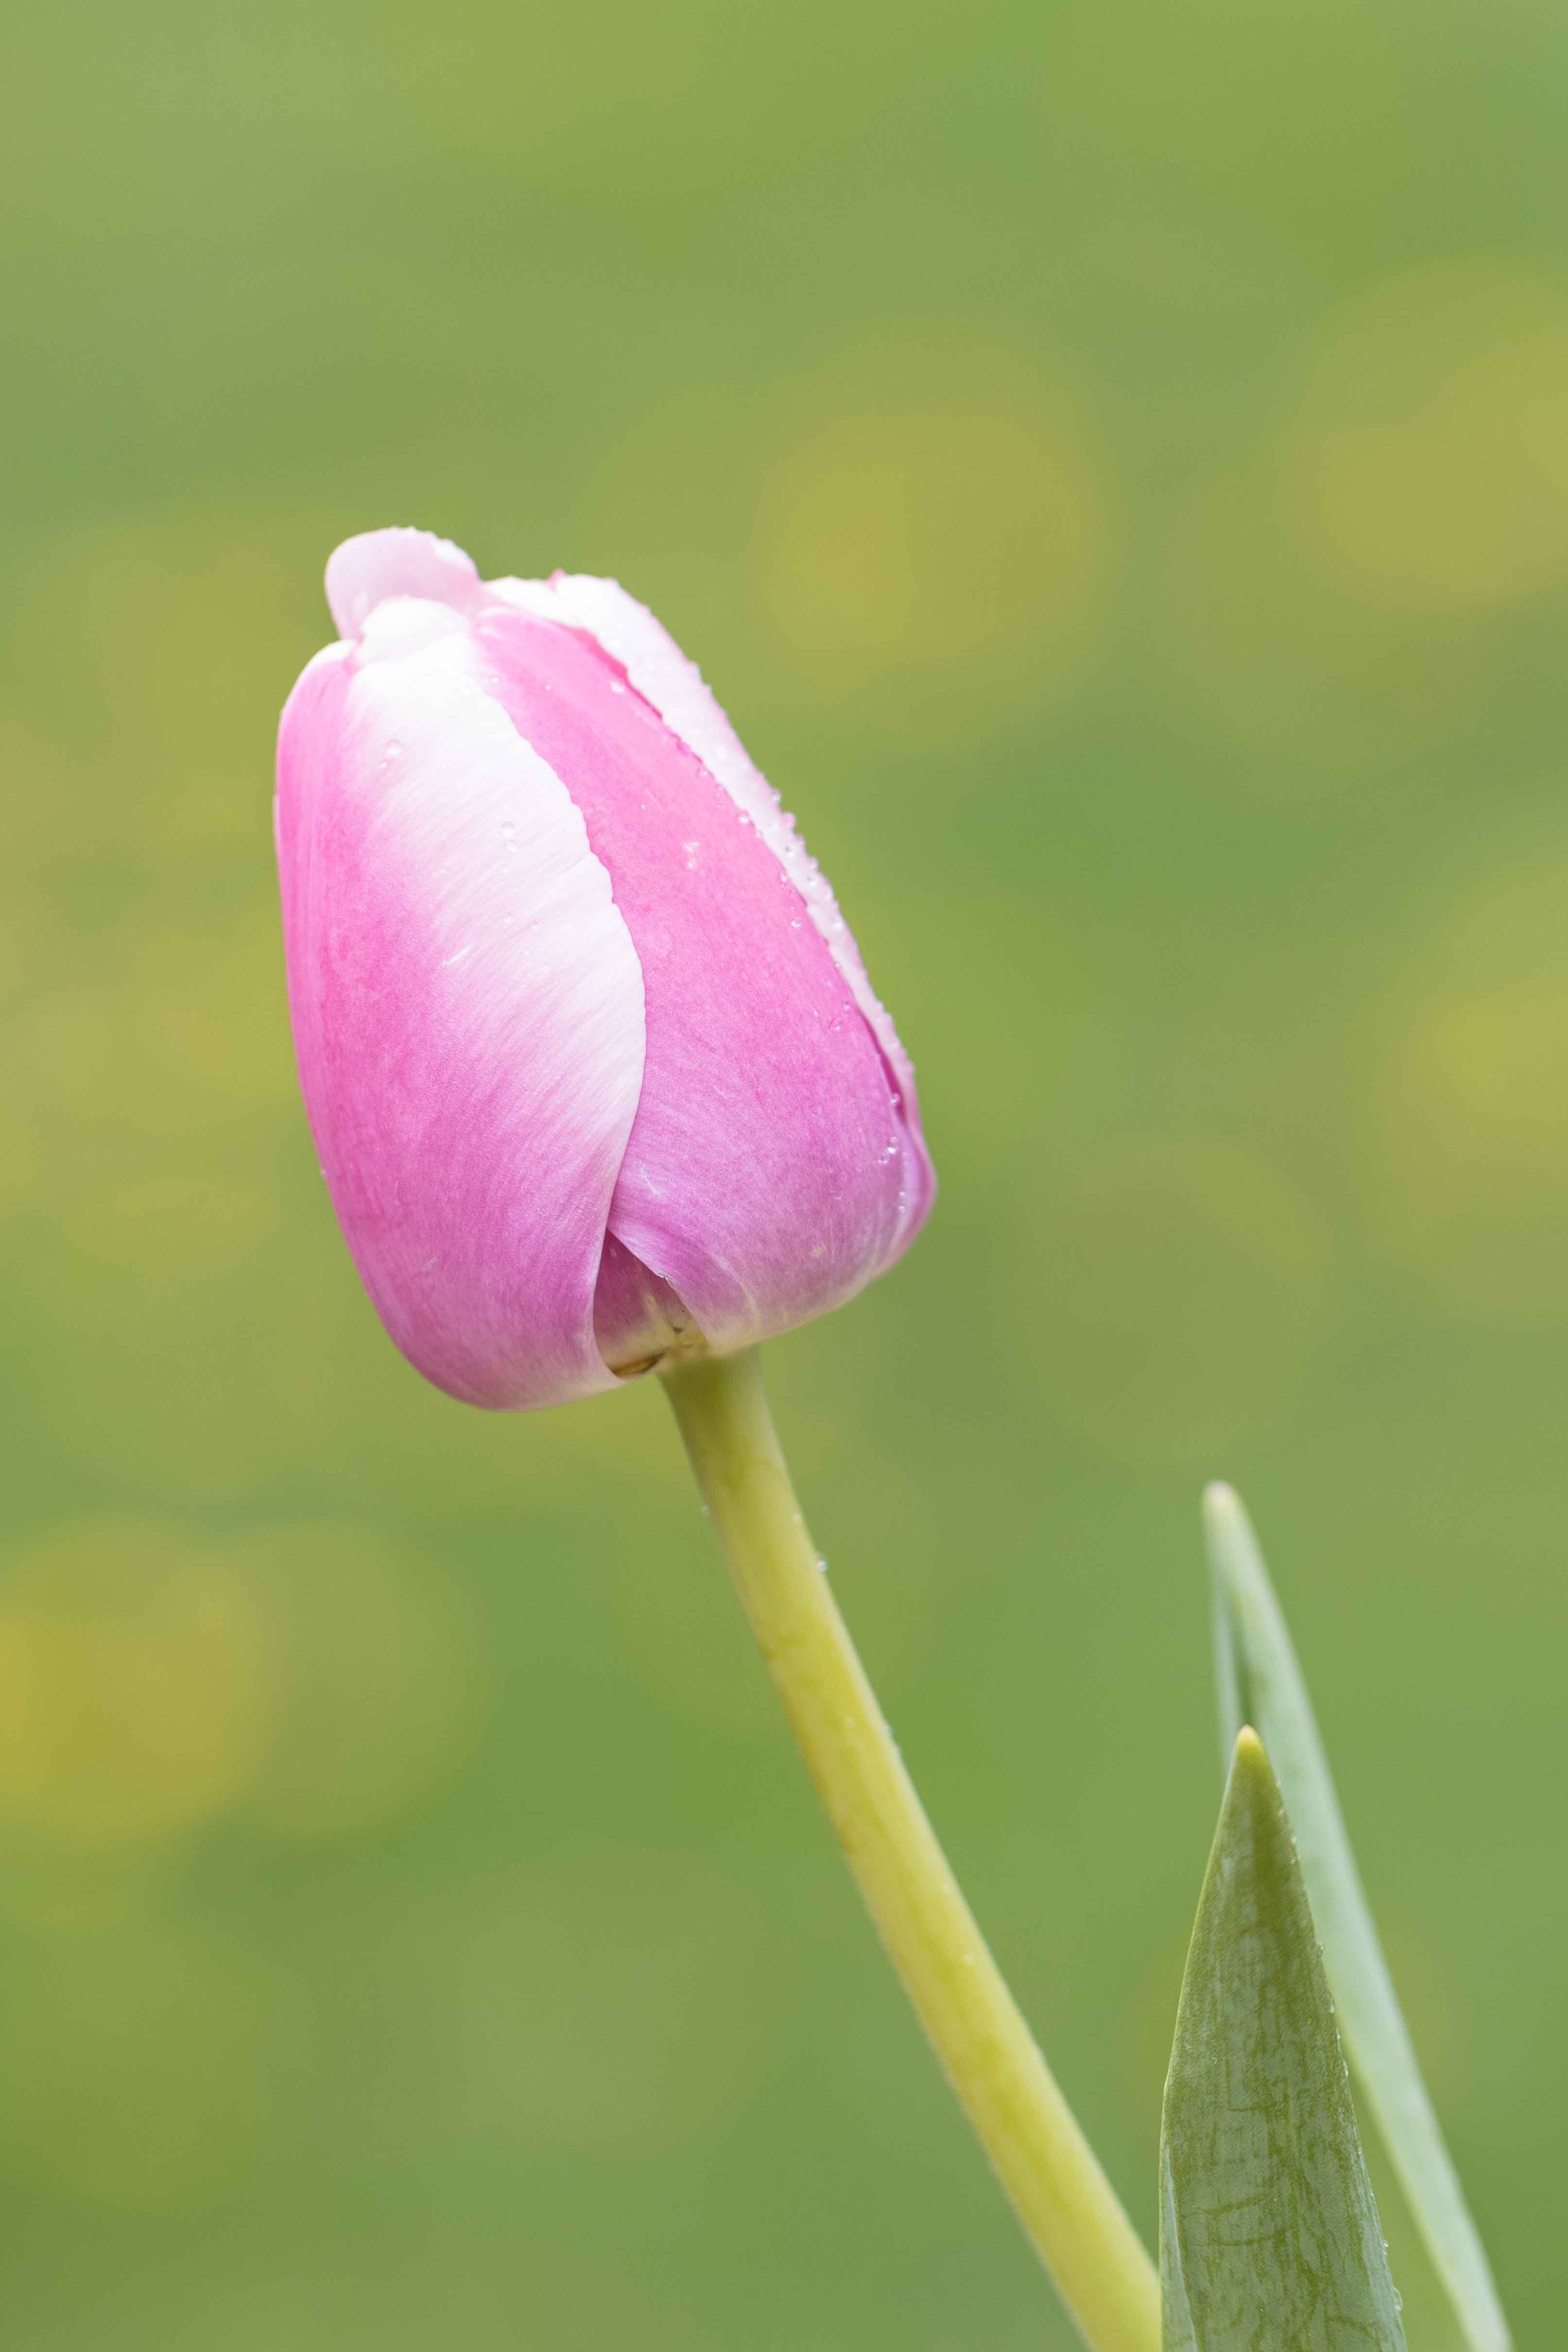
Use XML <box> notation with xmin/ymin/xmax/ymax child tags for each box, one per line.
<box><xmin>594</xmin><ymin>1233</ymin><xmax>705</xmax><ymax>1378</ymax></box>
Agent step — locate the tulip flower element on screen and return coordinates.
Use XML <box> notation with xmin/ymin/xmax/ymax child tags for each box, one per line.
<box><xmin>275</xmin><ymin>527</ymin><xmax>934</xmax><ymax>1411</ymax></box>
<box><xmin>275</xmin><ymin>529</ymin><xmax>1160</xmax><ymax>2352</ymax></box>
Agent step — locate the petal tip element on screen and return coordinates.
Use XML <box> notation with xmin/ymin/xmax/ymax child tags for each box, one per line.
<box><xmin>325</xmin><ymin>527</ymin><xmax>483</xmax><ymax>640</ymax></box>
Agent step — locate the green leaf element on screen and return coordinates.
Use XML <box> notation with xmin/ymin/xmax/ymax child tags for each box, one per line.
<box><xmin>1204</xmin><ymin>1483</ymin><xmax>1510</xmax><ymax>2352</ymax></box>
<box><xmin>1161</xmin><ymin>1728</ymin><xmax>1406</xmax><ymax>2352</ymax></box>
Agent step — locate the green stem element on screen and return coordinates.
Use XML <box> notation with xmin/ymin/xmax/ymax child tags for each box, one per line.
<box><xmin>660</xmin><ymin>1347</ymin><xmax>1160</xmax><ymax>2352</ymax></box>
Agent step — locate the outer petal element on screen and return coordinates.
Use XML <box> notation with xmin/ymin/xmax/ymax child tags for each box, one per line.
<box><xmin>474</xmin><ymin>603</ymin><xmax>928</xmax><ymax>1354</ymax></box>
<box><xmin>276</xmin><ymin>612</ymin><xmax>645</xmax><ymax>1408</ymax></box>
<box><xmin>495</xmin><ymin>570</ymin><xmax>934</xmax><ymax>1253</ymax></box>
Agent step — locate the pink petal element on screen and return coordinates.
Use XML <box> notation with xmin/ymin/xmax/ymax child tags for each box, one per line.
<box><xmin>475</xmin><ymin>604</ymin><xmax>929</xmax><ymax>1354</ymax></box>
<box><xmin>496</xmin><ymin>571</ymin><xmax>933</xmax><ymax>1248</ymax></box>
<box><xmin>276</xmin><ymin>616</ymin><xmax>645</xmax><ymax>1409</ymax></box>
<box><xmin>592</xmin><ymin>1230</ymin><xmax>698</xmax><ymax>1372</ymax></box>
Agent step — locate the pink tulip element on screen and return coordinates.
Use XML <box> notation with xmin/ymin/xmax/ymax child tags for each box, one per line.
<box><xmin>275</xmin><ymin>529</ymin><xmax>934</xmax><ymax>1409</ymax></box>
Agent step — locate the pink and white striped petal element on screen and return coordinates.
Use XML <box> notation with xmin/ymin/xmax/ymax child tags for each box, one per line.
<box><xmin>493</xmin><ymin>571</ymin><xmax>927</xmax><ymax>1157</ymax></box>
<box><xmin>475</xmin><ymin>602</ymin><xmax>924</xmax><ymax>1355</ymax></box>
<box><xmin>276</xmin><ymin>615</ymin><xmax>646</xmax><ymax>1408</ymax></box>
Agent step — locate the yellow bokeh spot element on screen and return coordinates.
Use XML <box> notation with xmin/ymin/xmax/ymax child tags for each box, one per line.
<box><xmin>758</xmin><ymin>346</ymin><xmax>1114</xmax><ymax>730</ymax></box>
<box><xmin>1024</xmin><ymin>1136</ymin><xmax>1335</xmax><ymax>1463</ymax></box>
<box><xmin>1398</xmin><ymin>987</ymin><xmax>1568</xmax><ymax>1176</ymax></box>
<box><xmin>0</xmin><ymin>1523</ymin><xmax>274</xmax><ymax>1846</ymax></box>
<box><xmin>0</xmin><ymin>1519</ymin><xmax>481</xmax><ymax>1850</ymax></box>
<box><xmin>1278</xmin><ymin>262</ymin><xmax>1568</xmax><ymax>610</ymax></box>
<box><xmin>1372</xmin><ymin>856</ymin><xmax>1568</xmax><ymax>1320</ymax></box>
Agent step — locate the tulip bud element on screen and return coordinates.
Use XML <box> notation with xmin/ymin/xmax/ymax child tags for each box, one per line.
<box><xmin>275</xmin><ymin>529</ymin><xmax>934</xmax><ymax>1409</ymax></box>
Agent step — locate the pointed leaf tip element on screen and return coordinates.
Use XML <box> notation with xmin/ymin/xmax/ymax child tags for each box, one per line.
<box><xmin>1202</xmin><ymin>1486</ymin><xmax>1511</xmax><ymax>2352</ymax></box>
<box><xmin>1161</xmin><ymin>1732</ymin><xmax>1406</xmax><ymax>2352</ymax></box>
<box><xmin>1201</xmin><ymin>1481</ymin><xmax>1243</xmax><ymax>1542</ymax></box>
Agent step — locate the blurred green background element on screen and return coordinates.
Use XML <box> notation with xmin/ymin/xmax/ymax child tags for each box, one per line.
<box><xmin>1</xmin><ymin>0</ymin><xmax>1565</xmax><ymax>2344</ymax></box>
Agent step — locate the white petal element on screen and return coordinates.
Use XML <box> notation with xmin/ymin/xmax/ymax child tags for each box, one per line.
<box><xmin>326</xmin><ymin>527</ymin><xmax>485</xmax><ymax>640</ymax></box>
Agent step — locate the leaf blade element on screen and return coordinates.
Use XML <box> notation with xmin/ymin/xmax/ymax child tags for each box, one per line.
<box><xmin>1204</xmin><ymin>1482</ymin><xmax>1510</xmax><ymax>2352</ymax></box>
<box><xmin>1161</xmin><ymin>1728</ymin><xmax>1406</xmax><ymax>2352</ymax></box>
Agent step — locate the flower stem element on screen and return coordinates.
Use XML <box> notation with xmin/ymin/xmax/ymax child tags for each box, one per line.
<box><xmin>660</xmin><ymin>1347</ymin><xmax>1160</xmax><ymax>2352</ymax></box>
